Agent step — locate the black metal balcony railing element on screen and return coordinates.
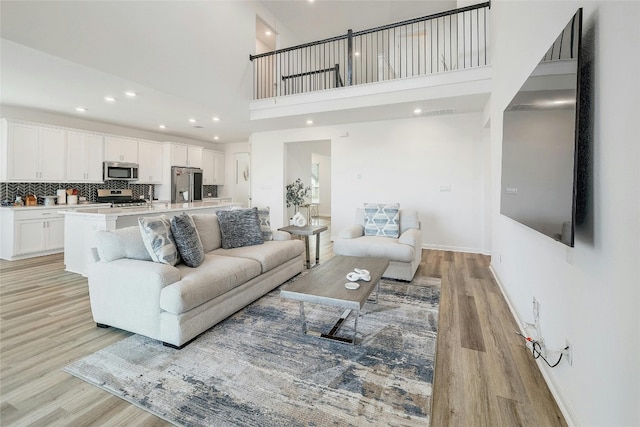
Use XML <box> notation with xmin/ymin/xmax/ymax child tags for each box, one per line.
<box><xmin>250</xmin><ymin>2</ymin><xmax>490</xmax><ymax>100</ymax></box>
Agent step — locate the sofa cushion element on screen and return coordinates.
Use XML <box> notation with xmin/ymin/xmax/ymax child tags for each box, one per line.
<box><xmin>216</xmin><ymin>208</ymin><xmax>264</xmax><ymax>249</ymax></box>
<box><xmin>170</xmin><ymin>213</ymin><xmax>205</xmax><ymax>268</ymax></box>
<box><xmin>213</xmin><ymin>240</ymin><xmax>304</xmax><ymax>273</ymax></box>
<box><xmin>96</xmin><ymin>226</ymin><xmax>152</xmax><ymax>262</ymax></box>
<box><xmin>138</xmin><ymin>216</ymin><xmax>180</xmax><ymax>266</ymax></box>
<box><xmin>363</xmin><ymin>203</ymin><xmax>400</xmax><ymax>237</ymax></box>
<box><xmin>332</xmin><ymin>235</ymin><xmax>414</xmax><ymax>263</ymax></box>
<box><xmin>256</xmin><ymin>206</ymin><xmax>273</xmax><ymax>241</ymax></box>
<box><xmin>191</xmin><ymin>214</ymin><xmax>222</xmax><ymax>252</ymax></box>
<box><xmin>160</xmin><ymin>254</ymin><xmax>262</xmax><ymax>314</ymax></box>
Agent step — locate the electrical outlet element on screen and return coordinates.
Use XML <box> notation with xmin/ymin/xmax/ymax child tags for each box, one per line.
<box><xmin>564</xmin><ymin>339</ymin><xmax>572</xmax><ymax>366</ymax></box>
<box><xmin>532</xmin><ymin>297</ymin><xmax>540</xmax><ymax>322</ymax></box>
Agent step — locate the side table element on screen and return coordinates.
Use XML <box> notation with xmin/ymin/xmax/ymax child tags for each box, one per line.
<box><xmin>278</xmin><ymin>224</ymin><xmax>328</xmax><ymax>268</ymax></box>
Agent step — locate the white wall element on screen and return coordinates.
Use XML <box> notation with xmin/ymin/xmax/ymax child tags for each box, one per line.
<box><xmin>491</xmin><ymin>2</ymin><xmax>639</xmax><ymax>426</ymax></box>
<box><xmin>251</xmin><ymin>112</ymin><xmax>489</xmax><ymax>253</ymax></box>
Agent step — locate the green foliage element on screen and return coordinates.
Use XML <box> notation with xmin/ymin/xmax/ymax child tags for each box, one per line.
<box><xmin>285</xmin><ymin>178</ymin><xmax>310</xmax><ymax>209</ymax></box>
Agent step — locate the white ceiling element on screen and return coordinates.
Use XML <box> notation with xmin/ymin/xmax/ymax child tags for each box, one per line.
<box><xmin>0</xmin><ymin>1</ymin><xmax>461</xmax><ymax>145</ymax></box>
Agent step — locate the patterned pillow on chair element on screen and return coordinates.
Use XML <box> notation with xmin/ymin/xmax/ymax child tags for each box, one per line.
<box><xmin>363</xmin><ymin>203</ymin><xmax>400</xmax><ymax>238</ymax></box>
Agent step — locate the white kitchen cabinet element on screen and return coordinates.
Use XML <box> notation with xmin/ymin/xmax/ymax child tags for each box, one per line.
<box><xmin>213</xmin><ymin>151</ymin><xmax>225</xmax><ymax>185</ymax></box>
<box><xmin>201</xmin><ymin>149</ymin><xmax>224</xmax><ymax>185</ymax></box>
<box><xmin>0</xmin><ymin>204</ymin><xmax>108</xmax><ymax>260</ymax></box>
<box><xmin>137</xmin><ymin>140</ymin><xmax>164</xmax><ymax>184</ymax></box>
<box><xmin>15</xmin><ymin>216</ymin><xmax>64</xmax><ymax>255</ymax></box>
<box><xmin>104</xmin><ymin>136</ymin><xmax>138</xmax><ymax>163</ymax></box>
<box><xmin>1</xmin><ymin>209</ymin><xmax>65</xmax><ymax>258</ymax></box>
<box><xmin>0</xmin><ymin>120</ymin><xmax>66</xmax><ymax>182</ymax></box>
<box><xmin>67</xmin><ymin>131</ymin><xmax>104</xmax><ymax>182</ymax></box>
<box><xmin>167</xmin><ymin>143</ymin><xmax>202</xmax><ymax>167</ymax></box>
<box><xmin>188</xmin><ymin>146</ymin><xmax>203</xmax><ymax>168</ymax></box>
<box><xmin>202</xmin><ymin>149</ymin><xmax>215</xmax><ymax>185</ymax></box>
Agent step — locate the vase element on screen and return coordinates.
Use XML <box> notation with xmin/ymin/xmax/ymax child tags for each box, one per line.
<box><xmin>292</xmin><ymin>211</ymin><xmax>307</xmax><ymax>227</ymax></box>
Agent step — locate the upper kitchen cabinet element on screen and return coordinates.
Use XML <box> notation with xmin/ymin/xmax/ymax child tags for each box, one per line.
<box><xmin>0</xmin><ymin>119</ymin><xmax>66</xmax><ymax>182</ymax></box>
<box><xmin>104</xmin><ymin>136</ymin><xmax>138</xmax><ymax>163</ymax></box>
<box><xmin>137</xmin><ymin>140</ymin><xmax>164</xmax><ymax>184</ymax></box>
<box><xmin>213</xmin><ymin>150</ymin><xmax>225</xmax><ymax>185</ymax></box>
<box><xmin>202</xmin><ymin>149</ymin><xmax>225</xmax><ymax>185</ymax></box>
<box><xmin>66</xmin><ymin>131</ymin><xmax>104</xmax><ymax>182</ymax></box>
<box><xmin>166</xmin><ymin>143</ymin><xmax>202</xmax><ymax>168</ymax></box>
<box><xmin>202</xmin><ymin>149</ymin><xmax>214</xmax><ymax>185</ymax></box>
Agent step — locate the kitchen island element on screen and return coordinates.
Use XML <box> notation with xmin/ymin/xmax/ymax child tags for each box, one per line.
<box><xmin>61</xmin><ymin>201</ymin><xmax>241</xmax><ymax>276</ymax></box>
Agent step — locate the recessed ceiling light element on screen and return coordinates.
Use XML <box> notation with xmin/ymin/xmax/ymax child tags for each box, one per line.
<box><xmin>413</xmin><ymin>108</ymin><xmax>422</xmax><ymax>115</ymax></box>
<box><xmin>265</xmin><ymin>30</ymin><xmax>272</xmax><ymax>36</ymax></box>
<box><xmin>213</xmin><ymin>136</ymin><xmax>220</xmax><ymax>141</ymax></box>
<box><xmin>212</xmin><ymin>116</ymin><xmax>220</xmax><ymax>122</ymax></box>
<box><xmin>75</xmin><ymin>107</ymin><xmax>87</xmax><ymax>112</ymax></box>
<box><xmin>189</xmin><ymin>118</ymin><xmax>197</xmax><ymax>123</ymax></box>
<box><xmin>104</xmin><ymin>96</ymin><xmax>116</xmax><ymax>102</ymax></box>
<box><xmin>354</xmin><ymin>52</ymin><xmax>360</xmax><ymax>56</ymax></box>
<box><xmin>159</xmin><ymin>124</ymin><xmax>166</xmax><ymax>129</ymax></box>
<box><xmin>124</xmin><ymin>91</ymin><xmax>137</xmax><ymax>97</ymax></box>
<box><xmin>306</xmin><ymin>119</ymin><xmax>314</xmax><ymax>125</ymax></box>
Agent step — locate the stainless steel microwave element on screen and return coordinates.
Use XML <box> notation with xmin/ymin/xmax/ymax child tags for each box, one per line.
<box><xmin>103</xmin><ymin>161</ymin><xmax>139</xmax><ymax>181</ymax></box>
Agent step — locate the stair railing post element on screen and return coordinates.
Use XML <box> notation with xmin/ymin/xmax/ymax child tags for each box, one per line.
<box><xmin>347</xmin><ymin>29</ymin><xmax>353</xmax><ymax>86</ymax></box>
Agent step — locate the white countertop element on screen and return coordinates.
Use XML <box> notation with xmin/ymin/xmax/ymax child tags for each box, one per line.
<box><xmin>59</xmin><ymin>201</ymin><xmax>240</xmax><ymax>219</ymax></box>
<box><xmin>1</xmin><ymin>203</ymin><xmax>109</xmax><ymax>211</ymax></box>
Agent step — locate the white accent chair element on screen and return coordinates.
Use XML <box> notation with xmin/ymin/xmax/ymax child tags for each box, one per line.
<box><xmin>332</xmin><ymin>208</ymin><xmax>422</xmax><ymax>281</ymax></box>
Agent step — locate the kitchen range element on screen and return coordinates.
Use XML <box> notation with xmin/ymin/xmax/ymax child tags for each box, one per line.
<box><xmin>96</xmin><ymin>189</ymin><xmax>148</xmax><ymax>208</ymax></box>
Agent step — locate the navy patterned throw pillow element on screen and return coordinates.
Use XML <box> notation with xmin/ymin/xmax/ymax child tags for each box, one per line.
<box><xmin>170</xmin><ymin>212</ymin><xmax>205</xmax><ymax>268</ymax></box>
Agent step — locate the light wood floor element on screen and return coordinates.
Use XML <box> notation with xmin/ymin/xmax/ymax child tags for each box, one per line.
<box><xmin>0</xmin><ymin>217</ymin><xmax>566</xmax><ymax>426</ymax></box>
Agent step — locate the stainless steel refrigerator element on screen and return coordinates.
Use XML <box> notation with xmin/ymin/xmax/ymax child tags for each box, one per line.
<box><xmin>171</xmin><ymin>166</ymin><xmax>203</xmax><ymax>203</ymax></box>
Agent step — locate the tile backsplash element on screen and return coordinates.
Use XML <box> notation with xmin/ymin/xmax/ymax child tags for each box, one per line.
<box><xmin>1</xmin><ymin>181</ymin><xmax>217</xmax><ymax>205</ymax></box>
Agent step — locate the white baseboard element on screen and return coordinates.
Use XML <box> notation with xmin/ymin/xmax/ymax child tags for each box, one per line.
<box><xmin>420</xmin><ymin>243</ymin><xmax>491</xmax><ymax>256</ymax></box>
<box><xmin>488</xmin><ymin>265</ymin><xmax>580</xmax><ymax>427</ymax></box>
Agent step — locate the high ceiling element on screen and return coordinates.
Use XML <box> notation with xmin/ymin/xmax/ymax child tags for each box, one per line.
<box><xmin>0</xmin><ymin>1</ymin><xmax>458</xmax><ymax>145</ymax></box>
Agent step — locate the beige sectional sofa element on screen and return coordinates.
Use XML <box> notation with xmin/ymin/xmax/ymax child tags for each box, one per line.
<box><xmin>87</xmin><ymin>212</ymin><xmax>305</xmax><ymax>349</ymax></box>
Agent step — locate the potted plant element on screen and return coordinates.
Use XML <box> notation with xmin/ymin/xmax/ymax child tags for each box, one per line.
<box><xmin>286</xmin><ymin>178</ymin><xmax>310</xmax><ymax>219</ymax></box>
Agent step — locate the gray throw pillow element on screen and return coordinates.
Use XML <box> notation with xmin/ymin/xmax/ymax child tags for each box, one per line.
<box><xmin>138</xmin><ymin>215</ymin><xmax>180</xmax><ymax>266</ymax></box>
<box><xmin>216</xmin><ymin>208</ymin><xmax>264</xmax><ymax>249</ymax></box>
<box><xmin>256</xmin><ymin>206</ymin><xmax>273</xmax><ymax>241</ymax></box>
<box><xmin>170</xmin><ymin>212</ymin><xmax>205</xmax><ymax>268</ymax></box>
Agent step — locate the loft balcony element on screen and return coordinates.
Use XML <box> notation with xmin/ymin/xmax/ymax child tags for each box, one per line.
<box><xmin>249</xmin><ymin>2</ymin><xmax>491</xmax><ymax>121</ymax></box>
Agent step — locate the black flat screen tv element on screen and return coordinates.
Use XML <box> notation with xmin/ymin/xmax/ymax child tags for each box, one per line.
<box><xmin>500</xmin><ymin>9</ymin><xmax>583</xmax><ymax>247</ymax></box>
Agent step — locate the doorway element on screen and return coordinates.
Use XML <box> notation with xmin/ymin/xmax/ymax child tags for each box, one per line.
<box><xmin>284</xmin><ymin>140</ymin><xmax>331</xmax><ymax>223</ymax></box>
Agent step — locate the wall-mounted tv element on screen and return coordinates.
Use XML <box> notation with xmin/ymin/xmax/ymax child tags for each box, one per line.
<box><xmin>500</xmin><ymin>9</ymin><xmax>583</xmax><ymax>247</ymax></box>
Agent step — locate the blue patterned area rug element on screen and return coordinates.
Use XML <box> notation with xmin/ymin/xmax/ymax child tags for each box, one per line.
<box><xmin>65</xmin><ymin>278</ymin><xmax>440</xmax><ymax>426</ymax></box>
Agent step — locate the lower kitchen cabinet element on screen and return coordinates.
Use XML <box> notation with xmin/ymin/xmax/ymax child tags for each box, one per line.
<box><xmin>15</xmin><ymin>216</ymin><xmax>64</xmax><ymax>255</ymax></box>
<box><xmin>0</xmin><ymin>204</ymin><xmax>106</xmax><ymax>261</ymax></box>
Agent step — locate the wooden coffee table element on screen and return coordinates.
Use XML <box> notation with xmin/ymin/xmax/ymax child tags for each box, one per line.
<box><xmin>280</xmin><ymin>256</ymin><xmax>389</xmax><ymax>345</ymax></box>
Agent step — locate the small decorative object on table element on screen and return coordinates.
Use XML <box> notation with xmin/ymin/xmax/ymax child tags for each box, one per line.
<box><xmin>285</xmin><ymin>178</ymin><xmax>310</xmax><ymax>222</ymax></box>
